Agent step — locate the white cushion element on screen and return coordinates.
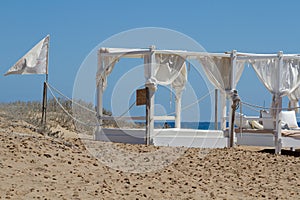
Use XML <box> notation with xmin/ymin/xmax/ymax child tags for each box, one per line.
<box><xmin>261</xmin><ymin>111</ymin><xmax>274</xmax><ymax>130</ymax></box>
<box><xmin>235</xmin><ymin>112</ymin><xmax>250</xmax><ymax>128</ymax></box>
<box><xmin>280</xmin><ymin>111</ymin><xmax>298</xmax><ymax>129</ymax></box>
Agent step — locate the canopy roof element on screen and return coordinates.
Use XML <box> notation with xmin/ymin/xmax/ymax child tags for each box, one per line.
<box><xmin>99</xmin><ymin>47</ymin><xmax>300</xmax><ymax>59</ymax></box>
<box><xmin>99</xmin><ymin>47</ymin><xmax>230</xmax><ymax>59</ymax></box>
<box><xmin>97</xmin><ymin>47</ymin><xmax>300</xmax><ymax>103</ymax></box>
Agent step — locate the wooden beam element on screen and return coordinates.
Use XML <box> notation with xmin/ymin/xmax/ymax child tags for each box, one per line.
<box><xmin>275</xmin><ymin>51</ymin><xmax>283</xmax><ymax>155</ymax></box>
<box><xmin>214</xmin><ymin>89</ymin><xmax>218</xmax><ymax>130</ymax></box>
<box><xmin>229</xmin><ymin>50</ymin><xmax>237</xmax><ymax>147</ymax></box>
<box><xmin>101</xmin><ymin>116</ymin><xmax>146</xmax><ymax>121</ymax></box>
<box><xmin>154</xmin><ymin>116</ymin><xmax>176</xmax><ymax>121</ymax></box>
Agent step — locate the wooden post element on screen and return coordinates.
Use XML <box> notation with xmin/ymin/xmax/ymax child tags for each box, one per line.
<box><xmin>221</xmin><ymin>91</ymin><xmax>227</xmax><ymax>131</ymax></box>
<box><xmin>145</xmin><ymin>46</ymin><xmax>156</xmax><ymax>145</ymax></box>
<box><xmin>229</xmin><ymin>50</ymin><xmax>237</xmax><ymax>147</ymax></box>
<box><xmin>229</xmin><ymin>90</ymin><xmax>240</xmax><ymax>147</ymax></box>
<box><xmin>275</xmin><ymin>51</ymin><xmax>283</xmax><ymax>154</ymax></box>
<box><xmin>214</xmin><ymin>89</ymin><xmax>218</xmax><ymax>130</ymax></box>
<box><xmin>96</xmin><ymin>83</ymin><xmax>103</xmax><ymax>137</ymax></box>
<box><xmin>96</xmin><ymin>50</ymin><xmax>103</xmax><ymax>139</ymax></box>
<box><xmin>145</xmin><ymin>87</ymin><xmax>150</xmax><ymax>145</ymax></box>
<box><xmin>175</xmin><ymin>89</ymin><xmax>182</xmax><ymax>128</ymax></box>
<box><xmin>41</xmin><ymin>80</ymin><xmax>47</xmax><ymax>128</ymax></box>
<box><xmin>229</xmin><ymin>103</ymin><xmax>236</xmax><ymax>147</ymax></box>
<box><xmin>275</xmin><ymin>96</ymin><xmax>282</xmax><ymax>154</ymax></box>
<box><xmin>145</xmin><ymin>84</ymin><xmax>155</xmax><ymax>145</ymax></box>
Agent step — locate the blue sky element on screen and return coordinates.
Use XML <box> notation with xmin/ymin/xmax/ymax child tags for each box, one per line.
<box><xmin>1</xmin><ymin>0</ymin><xmax>300</xmax><ymax>121</ymax></box>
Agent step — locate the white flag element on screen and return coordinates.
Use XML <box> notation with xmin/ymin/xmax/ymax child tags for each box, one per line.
<box><xmin>4</xmin><ymin>35</ymin><xmax>49</xmax><ymax>76</ymax></box>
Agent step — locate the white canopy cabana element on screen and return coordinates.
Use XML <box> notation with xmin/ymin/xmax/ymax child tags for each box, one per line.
<box><xmin>246</xmin><ymin>52</ymin><xmax>300</xmax><ymax>153</ymax></box>
<box><xmin>96</xmin><ymin>47</ymin><xmax>245</xmax><ymax>145</ymax></box>
<box><xmin>96</xmin><ymin>47</ymin><xmax>300</xmax><ymax>154</ymax></box>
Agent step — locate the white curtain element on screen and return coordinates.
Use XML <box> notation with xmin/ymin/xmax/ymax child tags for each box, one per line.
<box><xmin>250</xmin><ymin>58</ymin><xmax>300</xmax><ymax>115</ymax></box>
<box><xmin>286</xmin><ymin>59</ymin><xmax>300</xmax><ymax>111</ymax></box>
<box><xmin>96</xmin><ymin>49</ymin><xmax>119</xmax><ymax>90</ymax></box>
<box><xmin>144</xmin><ymin>53</ymin><xmax>187</xmax><ymax>91</ymax></box>
<box><xmin>98</xmin><ymin>52</ymin><xmax>187</xmax><ymax>92</ymax></box>
<box><xmin>251</xmin><ymin>58</ymin><xmax>300</xmax><ymax>97</ymax></box>
<box><xmin>154</xmin><ymin>54</ymin><xmax>186</xmax><ymax>86</ymax></box>
<box><xmin>171</xmin><ymin>63</ymin><xmax>187</xmax><ymax>92</ymax></box>
<box><xmin>143</xmin><ymin>54</ymin><xmax>156</xmax><ymax>85</ymax></box>
<box><xmin>289</xmin><ymin>87</ymin><xmax>300</xmax><ymax>111</ymax></box>
<box><xmin>289</xmin><ymin>89</ymin><xmax>300</xmax><ymax>102</ymax></box>
<box><xmin>197</xmin><ymin>56</ymin><xmax>245</xmax><ymax>93</ymax></box>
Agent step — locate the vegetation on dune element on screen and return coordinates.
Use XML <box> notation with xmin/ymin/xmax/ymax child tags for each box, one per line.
<box><xmin>1</xmin><ymin>99</ymin><xmax>95</xmax><ymax>136</ymax></box>
<box><xmin>0</xmin><ymin>98</ymin><xmax>139</xmax><ymax>137</ymax></box>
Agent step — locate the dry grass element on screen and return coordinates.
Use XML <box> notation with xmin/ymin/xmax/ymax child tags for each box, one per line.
<box><xmin>0</xmin><ymin>99</ymin><xmax>88</xmax><ymax>136</ymax></box>
<box><xmin>0</xmin><ymin>98</ymin><xmax>139</xmax><ymax>138</ymax></box>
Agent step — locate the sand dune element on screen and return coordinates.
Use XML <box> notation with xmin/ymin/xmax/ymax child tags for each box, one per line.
<box><xmin>1</xmin><ymin>112</ymin><xmax>300</xmax><ymax>199</ymax></box>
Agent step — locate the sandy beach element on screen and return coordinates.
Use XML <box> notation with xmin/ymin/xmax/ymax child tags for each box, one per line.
<box><xmin>0</xmin><ymin>111</ymin><xmax>300</xmax><ymax>200</ymax></box>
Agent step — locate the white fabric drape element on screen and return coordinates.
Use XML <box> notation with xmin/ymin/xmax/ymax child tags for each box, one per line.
<box><xmin>143</xmin><ymin>54</ymin><xmax>156</xmax><ymax>85</ymax></box>
<box><xmin>144</xmin><ymin>53</ymin><xmax>187</xmax><ymax>91</ymax></box>
<box><xmin>288</xmin><ymin>99</ymin><xmax>299</xmax><ymax>112</ymax></box>
<box><xmin>251</xmin><ymin>59</ymin><xmax>279</xmax><ymax>94</ymax></box>
<box><xmin>154</xmin><ymin>54</ymin><xmax>186</xmax><ymax>86</ymax></box>
<box><xmin>286</xmin><ymin>59</ymin><xmax>300</xmax><ymax>111</ymax></box>
<box><xmin>287</xmin><ymin>58</ymin><xmax>300</xmax><ymax>99</ymax></box>
<box><xmin>251</xmin><ymin>58</ymin><xmax>300</xmax><ymax>97</ymax></box>
<box><xmin>250</xmin><ymin>58</ymin><xmax>300</xmax><ymax>115</ymax></box>
<box><xmin>197</xmin><ymin>56</ymin><xmax>245</xmax><ymax>92</ymax></box>
<box><xmin>289</xmin><ymin>90</ymin><xmax>300</xmax><ymax>102</ymax></box>
<box><xmin>98</xmin><ymin>52</ymin><xmax>187</xmax><ymax>92</ymax></box>
<box><xmin>171</xmin><ymin>63</ymin><xmax>187</xmax><ymax>92</ymax></box>
<box><xmin>96</xmin><ymin>49</ymin><xmax>118</xmax><ymax>90</ymax></box>
<box><xmin>289</xmin><ymin>87</ymin><xmax>300</xmax><ymax>111</ymax></box>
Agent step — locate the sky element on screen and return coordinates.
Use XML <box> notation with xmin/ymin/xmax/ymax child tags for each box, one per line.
<box><xmin>1</xmin><ymin>0</ymin><xmax>300</xmax><ymax>121</ymax></box>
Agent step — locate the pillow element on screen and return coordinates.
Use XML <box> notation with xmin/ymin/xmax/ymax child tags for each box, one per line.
<box><xmin>251</xmin><ymin>120</ymin><xmax>263</xmax><ymax>130</ymax></box>
<box><xmin>261</xmin><ymin>110</ymin><xmax>274</xmax><ymax>130</ymax></box>
<box><xmin>280</xmin><ymin>111</ymin><xmax>298</xmax><ymax>129</ymax></box>
<box><xmin>281</xmin><ymin>121</ymin><xmax>290</xmax><ymax>130</ymax></box>
<box><xmin>235</xmin><ymin>112</ymin><xmax>251</xmax><ymax>128</ymax></box>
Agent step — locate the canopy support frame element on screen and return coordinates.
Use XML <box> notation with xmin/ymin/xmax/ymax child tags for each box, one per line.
<box><xmin>96</xmin><ymin>50</ymin><xmax>104</xmax><ymax>139</ymax></box>
<box><xmin>229</xmin><ymin>50</ymin><xmax>237</xmax><ymax>147</ymax></box>
<box><xmin>145</xmin><ymin>46</ymin><xmax>156</xmax><ymax>145</ymax></box>
<box><xmin>275</xmin><ymin>51</ymin><xmax>283</xmax><ymax>154</ymax></box>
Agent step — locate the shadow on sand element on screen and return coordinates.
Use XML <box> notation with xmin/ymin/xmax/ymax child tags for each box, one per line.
<box><xmin>259</xmin><ymin>148</ymin><xmax>300</xmax><ymax>157</ymax></box>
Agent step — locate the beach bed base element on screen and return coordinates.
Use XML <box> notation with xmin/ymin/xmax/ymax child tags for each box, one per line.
<box><xmin>236</xmin><ymin>131</ymin><xmax>300</xmax><ymax>149</ymax></box>
<box><xmin>95</xmin><ymin>128</ymin><xmax>228</xmax><ymax>148</ymax></box>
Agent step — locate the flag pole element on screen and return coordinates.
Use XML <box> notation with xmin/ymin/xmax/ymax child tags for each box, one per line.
<box><xmin>41</xmin><ymin>79</ymin><xmax>47</xmax><ymax>128</ymax></box>
<box><xmin>41</xmin><ymin>36</ymin><xmax>49</xmax><ymax>129</ymax></box>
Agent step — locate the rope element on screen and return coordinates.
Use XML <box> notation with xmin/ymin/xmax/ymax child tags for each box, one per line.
<box><xmin>167</xmin><ymin>89</ymin><xmax>215</xmax><ymax>116</ymax></box>
<box><xmin>239</xmin><ymin>101</ymin><xmax>243</xmax><ymax>135</ymax></box>
<box><xmin>113</xmin><ymin>101</ymin><xmax>136</xmax><ymax>120</ymax></box>
<box><xmin>169</xmin><ymin>85</ymin><xmax>172</xmax><ymax>109</ymax></box>
<box><xmin>240</xmin><ymin>100</ymin><xmax>300</xmax><ymax>111</ymax></box>
<box><xmin>240</xmin><ymin>101</ymin><xmax>268</xmax><ymax>110</ymax></box>
<box><xmin>46</xmin><ymin>82</ymin><xmax>97</xmax><ymax>114</ymax></box>
<box><xmin>47</xmin><ymin>83</ymin><xmax>101</xmax><ymax>127</ymax></box>
<box><xmin>47</xmin><ymin>82</ymin><xmax>300</xmax><ymax>127</ymax></box>
<box><xmin>181</xmin><ymin>89</ymin><xmax>214</xmax><ymax>111</ymax></box>
<box><xmin>240</xmin><ymin>101</ymin><xmax>260</xmax><ymax>112</ymax></box>
<box><xmin>47</xmin><ymin>82</ymin><xmax>137</xmax><ymax>122</ymax></box>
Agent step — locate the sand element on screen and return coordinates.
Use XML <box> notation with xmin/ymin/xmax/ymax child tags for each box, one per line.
<box><xmin>1</xmin><ymin>112</ymin><xmax>300</xmax><ymax>199</ymax></box>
